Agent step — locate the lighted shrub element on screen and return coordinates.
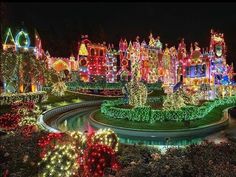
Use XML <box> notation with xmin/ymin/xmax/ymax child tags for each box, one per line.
<box><xmin>101</xmin><ymin>96</ymin><xmax>236</xmax><ymax>123</ymax></box>
<box><xmin>0</xmin><ymin>91</ymin><xmax>47</xmax><ymax>105</ymax></box>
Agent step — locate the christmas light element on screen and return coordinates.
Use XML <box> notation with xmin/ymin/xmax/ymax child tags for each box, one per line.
<box><xmin>51</xmin><ymin>81</ymin><xmax>67</xmax><ymax>96</ymax></box>
<box><xmin>39</xmin><ymin>144</ymin><xmax>78</xmax><ymax>177</ymax></box>
<box><xmin>3</xmin><ymin>28</ymin><xmax>15</xmax><ymax>50</ymax></box>
<box><xmin>15</xmin><ymin>30</ymin><xmax>31</xmax><ymax>49</ymax></box>
<box><xmin>82</xmin><ymin>143</ymin><xmax>119</xmax><ymax>177</ymax></box>
<box><xmin>89</xmin><ymin>129</ymin><xmax>119</xmax><ymax>151</ymax></box>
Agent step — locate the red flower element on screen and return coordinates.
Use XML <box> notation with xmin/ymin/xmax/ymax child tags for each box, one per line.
<box><xmin>11</xmin><ymin>101</ymin><xmax>36</xmax><ymax>113</ymax></box>
<box><xmin>20</xmin><ymin>125</ymin><xmax>38</xmax><ymax>137</ymax></box>
<box><xmin>37</xmin><ymin>133</ymin><xmax>64</xmax><ymax>158</ymax></box>
<box><xmin>82</xmin><ymin>143</ymin><xmax>119</xmax><ymax>177</ymax></box>
<box><xmin>0</xmin><ymin>113</ymin><xmax>21</xmax><ymax>131</ymax></box>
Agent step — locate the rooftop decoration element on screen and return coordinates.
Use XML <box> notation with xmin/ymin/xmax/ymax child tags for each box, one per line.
<box><xmin>3</xmin><ymin>28</ymin><xmax>15</xmax><ymax>50</ymax></box>
<box><xmin>78</xmin><ymin>42</ymin><xmax>88</xmax><ymax>56</ymax></box>
<box><xmin>15</xmin><ymin>30</ymin><xmax>31</xmax><ymax>49</ymax></box>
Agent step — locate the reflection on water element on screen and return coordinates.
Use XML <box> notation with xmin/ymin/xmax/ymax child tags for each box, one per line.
<box><xmin>119</xmin><ymin>135</ymin><xmax>202</xmax><ymax>147</ymax></box>
<box><xmin>119</xmin><ymin>136</ymin><xmax>203</xmax><ymax>153</ymax></box>
<box><xmin>59</xmin><ymin>113</ymin><xmax>204</xmax><ymax>148</ymax></box>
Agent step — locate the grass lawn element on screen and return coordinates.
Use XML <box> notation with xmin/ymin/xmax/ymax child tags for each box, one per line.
<box><xmin>39</xmin><ymin>91</ymin><xmax>119</xmax><ymax>109</ymax></box>
<box><xmin>0</xmin><ymin>91</ymin><xmax>119</xmax><ymax>114</ymax></box>
<box><xmin>40</xmin><ymin>92</ymin><xmax>84</xmax><ymax>108</ymax></box>
<box><xmin>93</xmin><ymin>104</ymin><xmax>233</xmax><ymax>130</ymax></box>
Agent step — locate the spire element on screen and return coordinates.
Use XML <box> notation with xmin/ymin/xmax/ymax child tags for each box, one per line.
<box><xmin>190</xmin><ymin>43</ymin><xmax>193</xmax><ymax>54</ymax></box>
<box><xmin>194</xmin><ymin>42</ymin><xmax>200</xmax><ymax>51</ymax></box>
<box><xmin>70</xmin><ymin>53</ymin><xmax>75</xmax><ymax>61</ymax></box>
<box><xmin>164</xmin><ymin>43</ymin><xmax>170</xmax><ymax>55</ymax></box>
<box><xmin>156</xmin><ymin>35</ymin><xmax>162</xmax><ymax>49</ymax></box>
<box><xmin>119</xmin><ymin>38</ymin><xmax>123</xmax><ymax>50</ymax></box>
<box><xmin>128</xmin><ymin>41</ymin><xmax>133</xmax><ymax>52</ymax></box>
<box><xmin>149</xmin><ymin>32</ymin><xmax>155</xmax><ymax>47</ymax></box>
<box><xmin>107</xmin><ymin>43</ymin><xmax>111</xmax><ymax>51</ymax></box>
<box><xmin>136</xmin><ymin>36</ymin><xmax>140</xmax><ymax>43</ymax></box>
<box><xmin>141</xmin><ymin>40</ymin><xmax>147</xmax><ymax>47</ymax></box>
<box><xmin>45</xmin><ymin>50</ymin><xmax>50</xmax><ymax>57</ymax></box>
<box><xmin>34</xmin><ymin>28</ymin><xmax>42</xmax><ymax>52</ymax></box>
<box><xmin>124</xmin><ymin>39</ymin><xmax>128</xmax><ymax>49</ymax></box>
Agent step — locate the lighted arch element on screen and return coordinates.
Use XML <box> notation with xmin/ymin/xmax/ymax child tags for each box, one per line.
<box><xmin>52</xmin><ymin>60</ymin><xmax>70</xmax><ymax>73</ymax></box>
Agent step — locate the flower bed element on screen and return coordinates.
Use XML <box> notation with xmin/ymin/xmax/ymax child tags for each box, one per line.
<box><xmin>101</xmin><ymin>96</ymin><xmax>236</xmax><ymax>123</ymax></box>
<box><xmin>0</xmin><ymin>91</ymin><xmax>48</xmax><ymax>105</ymax></box>
<box><xmin>0</xmin><ymin>101</ymin><xmax>42</xmax><ymax>137</ymax></box>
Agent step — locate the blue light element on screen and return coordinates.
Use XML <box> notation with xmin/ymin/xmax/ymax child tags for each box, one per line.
<box><xmin>15</xmin><ymin>30</ymin><xmax>30</xmax><ymax>49</ymax></box>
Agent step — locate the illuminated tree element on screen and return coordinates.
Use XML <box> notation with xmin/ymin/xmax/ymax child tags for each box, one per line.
<box><xmin>163</xmin><ymin>89</ymin><xmax>200</xmax><ymax>110</ymax></box>
<box><xmin>179</xmin><ymin>89</ymin><xmax>200</xmax><ymax>105</ymax></box>
<box><xmin>88</xmin><ymin>129</ymin><xmax>119</xmax><ymax>151</ymax></box>
<box><xmin>124</xmin><ymin>62</ymin><xmax>147</xmax><ymax>107</ymax></box>
<box><xmin>163</xmin><ymin>91</ymin><xmax>186</xmax><ymax>110</ymax></box>
<box><xmin>51</xmin><ymin>81</ymin><xmax>67</xmax><ymax>96</ymax></box>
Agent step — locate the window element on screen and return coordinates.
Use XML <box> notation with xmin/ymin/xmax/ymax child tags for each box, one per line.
<box><xmin>100</xmin><ymin>50</ymin><xmax>103</xmax><ymax>56</ymax></box>
<box><xmin>91</xmin><ymin>49</ymin><xmax>95</xmax><ymax>56</ymax></box>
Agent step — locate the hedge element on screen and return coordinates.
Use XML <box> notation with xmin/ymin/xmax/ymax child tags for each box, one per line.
<box><xmin>0</xmin><ymin>91</ymin><xmax>48</xmax><ymax>105</ymax></box>
<box><xmin>101</xmin><ymin>96</ymin><xmax>236</xmax><ymax>123</ymax></box>
<box><xmin>65</xmin><ymin>81</ymin><xmax>163</xmax><ymax>91</ymax></box>
<box><xmin>42</xmin><ymin>86</ymin><xmax>52</xmax><ymax>92</ymax></box>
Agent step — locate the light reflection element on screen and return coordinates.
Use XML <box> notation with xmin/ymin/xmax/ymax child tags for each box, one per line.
<box><xmin>60</xmin><ymin>114</ymin><xmax>204</xmax><ymax>148</ymax></box>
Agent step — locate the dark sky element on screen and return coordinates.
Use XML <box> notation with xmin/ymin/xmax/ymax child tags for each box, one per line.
<box><xmin>2</xmin><ymin>2</ymin><xmax>236</xmax><ymax>66</ymax></box>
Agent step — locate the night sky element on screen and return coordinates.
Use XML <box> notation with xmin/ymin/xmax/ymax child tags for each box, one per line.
<box><xmin>2</xmin><ymin>2</ymin><xmax>236</xmax><ymax>66</ymax></box>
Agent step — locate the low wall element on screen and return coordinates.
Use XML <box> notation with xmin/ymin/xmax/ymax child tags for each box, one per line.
<box><xmin>37</xmin><ymin>100</ymin><xmax>103</xmax><ymax>132</ymax></box>
<box><xmin>89</xmin><ymin>108</ymin><xmax>230</xmax><ymax>139</ymax></box>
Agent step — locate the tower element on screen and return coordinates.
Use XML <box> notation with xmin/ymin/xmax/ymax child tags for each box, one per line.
<box><xmin>117</xmin><ymin>38</ymin><xmax>131</xmax><ymax>82</ymax></box>
<box><xmin>106</xmin><ymin>44</ymin><xmax>118</xmax><ymax>83</ymax></box>
<box><xmin>146</xmin><ymin>33</ymin><xmax>159</xmax><ymax>83</ymax></box>
<box><xmin>78</xmin><ymin>35</ymin><xmax>90</xmax><ymax>82</ymax></box>
<box><xmin>2</xmin><ymin>28</ymin><xmax>15</xmax><ymax>50</ymax></box>
<box><xmin>209</xmin><ymin>29</ymin><xmax>227</xmax><ymax>85</ymax></box>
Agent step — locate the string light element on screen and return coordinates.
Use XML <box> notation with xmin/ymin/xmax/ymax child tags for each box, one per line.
<box><xmin>39</xmin><ymin>144</ymin><xmax>78</xmax><ymax>177</ymax></box>
<box><xmin>15</xmin><ymin>30</ymin><xmax>31</xmax><ymax>49</ymax></box>
<box><xmin>37</xmin><ymin>129</ymin><xmax>120</xmax><ymax>177</ymax></box>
